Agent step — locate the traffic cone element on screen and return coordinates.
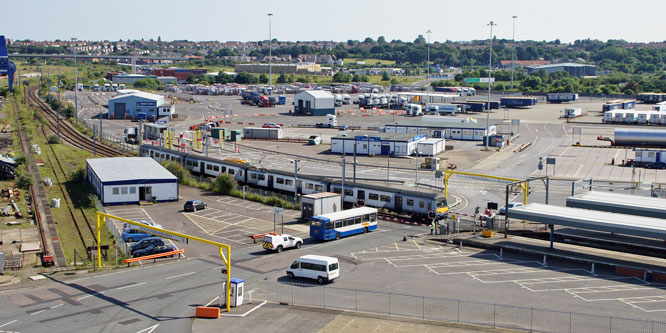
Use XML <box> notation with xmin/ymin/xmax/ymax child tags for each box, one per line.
<box><xmin>403</xmin><ymin>233</ymin><xmax>407</xmax><ymax>241</ymax></box>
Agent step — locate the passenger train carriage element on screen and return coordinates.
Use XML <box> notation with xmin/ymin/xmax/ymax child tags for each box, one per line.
<box><xmin>140</xmin><ymin>145</ymin><xmax>449</xmax><ymax>221</ymax></box>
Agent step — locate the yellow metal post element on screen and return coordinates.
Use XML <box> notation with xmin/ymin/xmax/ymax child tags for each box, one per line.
<box><xmin>444</xmin><ymin>171</ymin><xmax>455</xmax><ymax>197</ymax></box>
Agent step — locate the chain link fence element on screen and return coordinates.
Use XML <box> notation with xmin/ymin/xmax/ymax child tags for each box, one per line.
<box><xmin>265</xmin><ymin>280</ymin><xmax>666</xmax><ymax>333</ymax></box>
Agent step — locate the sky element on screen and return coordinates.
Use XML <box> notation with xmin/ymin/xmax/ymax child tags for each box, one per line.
<box><xmin>5</xmin><ymin>0</ymin><xmax>666</xmax><ymax>44</ymax></box>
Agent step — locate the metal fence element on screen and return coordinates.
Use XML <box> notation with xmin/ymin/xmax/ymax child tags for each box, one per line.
<box><xmin>265</xmin><ymin>280</ymin><xmax>666</xmax><ymax>333</ymax></box>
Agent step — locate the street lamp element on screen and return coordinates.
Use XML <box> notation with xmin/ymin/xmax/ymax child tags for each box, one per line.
<box><xmin>71</xmin><ymin>37</ymin><xmax>79</xmax><ymax>127</ymax></box>
<box><xmin>485</xmin><ymin>21</ymin><xmax>496</xmax><ymax>151</ymax></box>
<box><xmin>267</xmin><ymin>13</ymin><xmax>273</xmax><ymax>89</ymax></box>
<box><xmin>511</xmin><ymin>16</ymin><xmax>518</xmax><ymax>90</ymax></box>
<box><xmin>426</xmin><ymin>30</ymin><xmax>432</xmax><ymax>104</ymax></box>
<box><xmin>290</xmin><ymin>159</ymin><xmax>300</xmax><ymax>205</ymax></box>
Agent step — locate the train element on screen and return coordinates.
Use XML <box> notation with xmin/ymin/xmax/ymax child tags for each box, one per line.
<box><xmin>140</xmin><ymin>145</ymin><xmax>449</xmax><ymax>221</ymax></box>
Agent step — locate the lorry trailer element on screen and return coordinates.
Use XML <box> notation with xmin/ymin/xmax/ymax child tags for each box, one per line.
<box><xmin>547</xmin><ymin>93</ymin><xmax>578</xmax><ymax>103</ymax></box>
<box><xmin>500</xmin><ymin>97</ymin><xmax>538</xmax><ymax>108</ymax></box>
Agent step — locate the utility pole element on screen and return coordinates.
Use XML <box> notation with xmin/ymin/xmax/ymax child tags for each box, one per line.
<box><xmin>426</xmin><ymin>30</ymin><xmax>432</xmax><ymax>105</ymax></box>
<box><xmin>72</xmin><ymin>37</ymin><xmax>79</xmax><ymax>127</ymax></box>
<box><xmin>341</xmin><ymin>156</ymin><xmax>346</xmax><ymax>211</ymax></box>
<box><xmin>267</xmin><ymin>13</ymin><xmax>273</xmax><ymax>89</ymax></box>
<box><xmin>485</xmin><ymin>21</ymin><xmax>496</xmax><ymax>151</ymax></box>
<box><xmin>511</xmin><ymin>16</ymin><xmax>517</xmax><ymax>90</ymax></box>
<box><xmin>292</xmin><ymin>160</ymin><xmax>300</xmax><ymax>205</ymax></box>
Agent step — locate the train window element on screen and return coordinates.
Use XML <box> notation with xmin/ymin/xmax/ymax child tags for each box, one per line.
<box><xmin>160</xmin><ymin>154</ymin><xmax>165</xmax><ymax>159</ymax></box>
<box><xmin>213</xmin><ymin>166</ymin><xmax>220</xmax><ymax>172</ymax></box>
<box><xmin>221</xmin><ymin>166</ymin><xmax>226</xmax><ymax>172</ymax></box>
<box><xmin>344</xmin><ymin>189</ymin><xmax>353</xmax><ymax>196</ymax></box>
<box><xmin>428</xmin><ymin>202</ymin><xmax>432</xmax><ymax>210</ymax></box>
<box><xmin>150</xmin><ymin>151</ymin><xmax>154</xmax><ymax>157</ymax></box>
<box><xmin>193</xmin><ymin>162</ymin><xmax>198</xmax><ymax>168</ymax></box>
<box><xmin>306</xmin><ymin>183</ymin><xmax>314</xmax><ymax>190</ymax></box>
<box><xmin>171</xmin><ymin>156</ymin><xmax>176</xmax><ymax>161</ymax></box>
<box><xmin>368</xmin><ymin>193</ymin><xmax>379</xmax><ymax>200</ymax></box>
<box><xmin>239</xmin><ymin>171</ymin><xmax>243</xmax><ymax>177</ymax></box>
<box><xmin>250</xmin><ymin>173</ymin><xmax>257</xmax><ymax>180</ymax></box>
<box><xmin>419</xmin><ymin>201</ymin><xmax>425</xmax><ymax>208</ymax></box>
<box><xmin>112</xmin><ymin>187</ymin><xmax>119</xmax><ymax>195</ymax></box>
<box><xmin>228</xmin><ymin>169</ymin><xmax>235</xmax><ymax>175</ymax></box>
<box><xmin>277</xmin><ymin>178</ymin><xmax>285</xmax><ymax>184</ymax></box>
<box><xmin>207</xmin><ymin>164</ymin><xmax>213</xmax><ymax>170</ymax></box>
<box><xmin>315</xmin><ymin>185</ymin><xmax>324</xmax><ymax>191</ymax></box>
<box><xmin>406</xmin><ymin>199</ymin><xmax>414</xmax><ymax>206</ymax></box>
<box><xmin>380</xmin><ymin>195</ymin><xmax>390</xmax><ymax>202</ymax></box>
<box><xmin>332</xmin><ymin>188</ymin><xmax>341</xmax><ymax>194</ymax></box>
<box><xmin>186</xmin><ymin>160</ymin><xmax>192</xmax><ymax>166</ymax></box>
<box><xmin>285</xmin><ymin>179</ymin><xmax>293</xmax><ymax>186</ymax></box>
<box><xmin>258</xmin><ymin>174</ymin><xmax>265</xmax><ymax>181</ymax></box>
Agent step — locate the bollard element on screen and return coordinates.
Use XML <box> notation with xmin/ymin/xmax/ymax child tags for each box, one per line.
<box><xmin>248</xmin><ymin>290</ymin><xmax>253</xmax><ymax>304</ymax></box>
<box><xmin>459</xmin><ymin>240</ymin><xmax>463</xmax><ymax>250</ymax></box>
<box><xmin>542</xmin><ymin>255</ymin><xmax>547</xmax><ymax>267</ymax></box>
<box><xmin>591</xmin><ymin>263</ymin><xmax>595</xmax><ymax>274</ymax></box>
<box><xmin>500</xmin><ymin>248</ymin><xmax>503</xmax><ymax>258</ymax></box>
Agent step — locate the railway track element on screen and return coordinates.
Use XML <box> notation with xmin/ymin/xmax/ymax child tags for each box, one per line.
<box><xmin>27</xmin><ymin>86</ymin><xmax>125</xmax><ymax>158</ymax></box>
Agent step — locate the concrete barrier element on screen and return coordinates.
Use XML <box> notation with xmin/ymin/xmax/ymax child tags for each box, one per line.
<box><xmin>195</xmin><ymin>307</ymin><xmax>220</xmax><ymax>318</ymax></box>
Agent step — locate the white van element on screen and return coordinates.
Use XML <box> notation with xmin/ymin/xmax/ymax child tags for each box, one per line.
<box><xmin>286</xmin><ymin>255</ymin><xmax>340</xmax><ymax>284</ymax></box>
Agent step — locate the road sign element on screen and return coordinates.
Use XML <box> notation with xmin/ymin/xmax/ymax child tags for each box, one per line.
<box><xmin>137</xmin><ymin>112</ymin><xmax>147</xmax><ymax>120</ymax></box>
<box><xmin>273</xmin><ymin>207</ymin><xmax>283</xmax><ymax>216</ymax></box>
<box><xmin>546</xmin><ymin>157</ymin><xmax>556</xmax><ymax>165</ymax></box>
<box><xmin>435</xmin><ymin>171</ymin><xmax>443</xmax><ymax>178</ymax></box>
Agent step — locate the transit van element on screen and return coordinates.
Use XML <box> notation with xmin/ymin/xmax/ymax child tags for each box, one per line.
<box><xmin>286</xmin><ymin>255</ymin><xmax>340</xmax><ymax>284</ymax></box>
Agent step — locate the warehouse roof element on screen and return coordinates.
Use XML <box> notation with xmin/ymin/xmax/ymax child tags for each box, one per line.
<box><xmin>109</xmin><ymin>91</ymin><xmax>163</xmax><ymax>102</ymax></box>
<box><xmin>332</xmin><ymin>131</ymin><xmax>424</xmax><ymax>141</ymax></box>
<box><xmin>297</xmin><ymin>90</ymin><xmax>334</xmax><ymax>99</ymax></box>
<box><xmin>87</xmin><ymin>157</ymin><xmax>177</xmax><ymax>183</ymax></box>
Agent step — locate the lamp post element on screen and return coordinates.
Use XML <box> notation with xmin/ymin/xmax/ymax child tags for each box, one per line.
<box><xmin>511</xmin><ymin>16</ymin><xmax>517</xmax><ymax>90</ymax></box>
<box><xmin>72</xmin><ymin>37</ymin><xmax>79</xmax><ymax>127</ymax></box>
<box><xmin>267</xmin><ymin>13</ymin><xmax>273</xmax><ymax>88</ymax></box>
<box><xmin>291</xmin><ymin>159</ymin><xmax>300</xmax><ymax>205</ymax></box>
<box><xmin>485</xmin><ymin>21</ymin><xmax>496</xmax><ymax>151</ymax></box>
<box><xmin>426</xmin><ymin>30</ymin><xmax>432</xmax><ymax>104</ymax></box>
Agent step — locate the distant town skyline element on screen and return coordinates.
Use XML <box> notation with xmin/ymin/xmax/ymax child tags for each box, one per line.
<box><xmin>5</xmin><ymin>0</ymin><xmax>665</xmax><ymax>44</ymax></box>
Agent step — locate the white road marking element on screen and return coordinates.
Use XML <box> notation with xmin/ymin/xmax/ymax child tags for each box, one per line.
<box><xmin>30</xmin><ymin>310</ymin><xmax>46</xmax><ymax>316</ymax></box>
<box><xmin>77</xmin><ymin>292</ymin><xmax>105</xmax><ymax>300</ymax></box>
<box><xmin>165</xmin><ymin>271</ymin><xmax>197</xmax><ymax>280</ymax></box>
<box><xmin>117</xmin><ymin>282</ymin><xmax>146</xmax><ymax>290</ymax></box>
<box><xmin>0</xmin><ymin>320</ymin><xmax>17</xmax><ymax>328</ymax></box>
<box><xmin>136</xmin><ymin>324</ymin><xmax>160</xmax><ymax>333</ymax></box>
<box><xmin>50</xmin><ymin>304</ymin><xmax>63</xmax><ymax>309</ymax></box>
<box><xmin>204</xmin><ymin>296</ymin><xmax>220</xmax><ymax>307</ymax></box>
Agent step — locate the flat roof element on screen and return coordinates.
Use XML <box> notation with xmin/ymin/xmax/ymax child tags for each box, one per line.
<box><xmin>109</xmin><ymin>91</ymin><xmax>163</xmax><ymax>102</ymax></box>
<box><xmin>566</xmin><ymin>191</ymin><xmax>666</xmax><ymax>219</ymax></box>
<box><xmin>332</xmin><ymin>131</ymin><xmax>422</xmax><ymax>141</ymax></box>
<box><xmin>420</xmin><ymin>138</ymin><xmax>445</xmax><ymax>144</ymax></box>
<box><xmin>87</xmin><ymin>157</ymin><xmax>177</xmax><ymax>183</ymax></box>
<box><xmin>509</xmin><ymin>203</ymin><xmax>666</xmax><ymax>239</ymax></box>
<box><xmin>297</xmin><ymin>90</ymin><xmax>334</xmax><ymax>99</ymax></box>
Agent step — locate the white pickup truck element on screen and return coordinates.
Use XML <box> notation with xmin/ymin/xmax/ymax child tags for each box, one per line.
<box><xmin>262</xmin><ymin>234</ymin><xmax>303</xmax><ymax>253</ymax></box>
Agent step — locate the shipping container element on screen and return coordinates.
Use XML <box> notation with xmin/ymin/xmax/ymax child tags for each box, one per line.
<box><xmin>243</xmin><ymin>127</ymin><xmax>283</xmax><ymax>139</ymax></box>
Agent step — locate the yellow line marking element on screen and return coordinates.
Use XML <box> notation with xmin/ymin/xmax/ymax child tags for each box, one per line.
<box><xmin>182</xmin><ymin>212</ymin><xmax>213</xmax><ymax>235</ymax></box>
<box><xmin>395</xmin><ymin>243</ymin><xmax>400</xmax><ymax>251</ymax></box>
<box><xmin>412</xmin><ymin>240</ymin><xmax>421</xmax><ymax>250</ymax></box>
<box><xmin>375</xmin><ymin>247</ymin><xmax>379</xmax><ymax>252</ymax></box>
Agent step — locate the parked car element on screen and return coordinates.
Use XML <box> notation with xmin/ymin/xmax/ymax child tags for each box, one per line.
<box><xmin>122</xmin><ymin>221</ymin><xmax>163</xmax><ymax>243</ymax></box>
<box><xmin>646</xmin><ymin>161</ymin><xmax>666</xmax><ymax>169</ymax></box>
<box><xmin>184</xmin><ymin>200</ymin><xmax>207</xmax><ymax>212</ymax></box>
<box><xmin>132</xmin><ymin>244</ymin><xmax>176</xmax><ymax>258</ymax></box>
<box><xmin>498</xmin><ymin>202</ymin><xmax>525</xmax><ymax>215</ymax></box>
<box><xmin>262</xmin><ymin>123</ymin><xmax>281</xmax><ymax>128</ymax></box>
<box><xmin>262</xmin><ymin>234</ymin><xmax>303</xmax><ymax>253</ymax></box>
<box><xmin>338</xmin><ymin>125</ymin><xmax>349</xmax><ymax>131</ymax></box>
<box><xmin>130</xmin><ymin>237</ymin><xmax>166</xmax><ymax>255</ymax></box>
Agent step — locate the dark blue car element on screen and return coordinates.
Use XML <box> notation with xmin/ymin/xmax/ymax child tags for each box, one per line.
<box><xmin>132</xmin><ymin>244</ymin><xmax>176</xmax><ymax>258</ymax></box>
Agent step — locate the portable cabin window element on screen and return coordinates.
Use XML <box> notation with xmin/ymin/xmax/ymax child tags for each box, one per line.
<box><xmin>228</xmin><ymin>169</ymin><xmax>235</xmax><ymax>175</ymax></box>
<box><xmin>315</xmin><ymin>185</ymin><xmax>324</xmax><ymax>191</ymax></box>
<box><xmin>406</xmin><ymin>199</ymin><xmax>414</xmax><ymax>206</ymax></box>
<box><xmin>129</xmin><ymin>187</ymin><xmax>136</xmax><ymax>194</ymax></box>
<box><xmin>150</xmin><ymin>151</ymin><xmax>154</xmax><ymax>157</ymax></box>
<box><xmin>121</xmin><ymin>187</ymin><xmax>128</xmax><ymax>195</ymax></box>
<box><xmin>306</xmin><ymin>183</ymin><xmax>314</xmax><ymax>190</ymax></box>
<box><xmin>344</xmin><ymin>189</ymin><xmax>354</xmax><ymax>196</ymax></box>
<box><xmin>380</xmin><ymin>195</ymin><xmax>390</xmax><ymax>202</ymax></box>
<box><xmin>285</xmin><ymin>179</ymin><xmax>293</xmax><ymax>186</ymax></box>
<box><xmin>170</xmin><ymin>156</ymin><xmax>176</xmax><ymax>161</ymax></box>
<box><xmin>112</xmin><ymin>187</ymin><xmax>120</xmax><ymax>195</ymax></box>
<box><xmin>258</xmin><ymin>174</ymin><xmax>265</xmax><ymax>181</ymax></box>
<box><xmin>277</xmin><ymin>178</ymin><xmax>285</xmax><ymax>184</ymax></box>
<box><xmin>250</xmin><ymin>173</ymin><xmax>257</xmax><ymax>180</ymax></box>
<box><xmin>368</xmin><ymin>193</ymin><xmax>379</xmax><ymax>200</ymax></box>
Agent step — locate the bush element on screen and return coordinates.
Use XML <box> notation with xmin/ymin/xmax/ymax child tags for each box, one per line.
<box><xmin>16</xmin><ymin>173</ymin><xmax>33</xmax><ymax>190</ymax></box>
<box><xmin>213</xmin><ymin>174</ymin><xmax>236</xmax><ymax>195</ymax></box>
<box><xmin>69</xmin><ymin>168</ymin><xmax>86</xmax><ymax>183</ymax></box>
<box><xmin>160</xmin><ymin>161</ymin><xmax>192</xmax><ymax>182</ymax></box>
<box><xmin>47</xmin><ymin>135</ymin><xmax>61</xmax><ymax>144</ymax></box>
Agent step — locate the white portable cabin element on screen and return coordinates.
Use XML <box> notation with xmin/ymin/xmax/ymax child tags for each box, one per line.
<box><xmin>301</xmin><ymin>192</ymin><xmax>342</xmax><ymax>220</ymax></box>
<box><xmin>417</xmin><ymin>138</ymin><xmax>446</xmax><ymax>156</ymax></box>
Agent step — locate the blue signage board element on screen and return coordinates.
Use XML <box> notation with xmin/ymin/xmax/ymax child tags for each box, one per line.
<box><xmin>136</xmin><ymin>101</ymin><xmax>157</xmax><ymax>107</ymax></box>
<box><xmin>137</xmin><ymin>112</ymin><xmax>147</xmax><ymax>120</ymax></box>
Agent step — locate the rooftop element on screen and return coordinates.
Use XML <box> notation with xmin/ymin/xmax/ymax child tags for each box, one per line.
<box><xmin>386</xmin><ymin>118</ymin><xmax>503</xmax><ymax>129</ymax></box>
<box><xmin>109</xmin><ymin>91</ymin><xmax>163</xmax><ymax>102</ymax></box>
<box><xmin>87</xmin><ymin>157</ymin><xmax>177</xmax><ymax>183</ymax></box>
<box><xmin>297</xmin><ymin>90</ymin><xmax>334</xmax><ymax>99</ymax></box>
<box><xmin>332</xmin><ymin>131</ymin><xmax>424</xmax><ymax>141</ymax></box>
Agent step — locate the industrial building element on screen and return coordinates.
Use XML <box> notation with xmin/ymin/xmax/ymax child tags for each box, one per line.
<box><xmin>86</xmin><ymin>157</ymin><xmax>179</xmax><ymax>205</ymax></box>
<box><xmin>384</xmin><ymin>116</ymin><xmax>499</xmax><ymax>141</ymax></box>
<box><xmin>294</xmin><ymin>90</ymin><xmax>335</xmax><ymax>116</ymax></box>
<box><xmin>108</xmin><ymin>91</ymin><xmax>174</xmax><ymax>120</ymax></box>
<box><xmin>152</xmin><ymin>68</ymin><xmax>208</xmax><ymax>82</ymax></box>
<box><xmin>330</xmin><ymin>132</ymin><xmax>426</xmax><ymax>156</ymax></box>
<box><xmin>234</xmin><ymin>63</ymin><xmax>321</xmax><ymax>74</ymax></box>
<box><xmin>526</xmin><ymin>63</ymin><xmax>596</xmax><ymax>77</ymax></box>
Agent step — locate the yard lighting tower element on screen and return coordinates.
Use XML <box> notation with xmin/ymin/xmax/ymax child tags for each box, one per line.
<box><xmin>268</xmin><ymin>13</ymin><xmax>273</xmax><ymax>88</ymax></box>
<box><xmin>511</xmin><ymin>16</ymin><xmax>517</xmax><ymax>90</ymax></box>
<box><xmin>72</xmin><ymin>37</ymin><xmax>79</xmax><ymax>126</ymax></box>
<box><xmin>485</xmin><ymin>21</ymin><xmax>496</xmax><ymax>151</ymax></box>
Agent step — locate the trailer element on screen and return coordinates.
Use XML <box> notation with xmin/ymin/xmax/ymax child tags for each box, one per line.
<box><xmin>453</xmin><ymin>101</ymin><xmax>484</xmax><ymax>112</ymax></box>
<box><xmin>603</xmin><ymin>100</ymin><xmax>624</xmax><ymax>112</ymax></box>
<box><xmin>426</xmin><ymin>103</ymin><xmax>461</xmax><ymax>116</ymax></box>
<box><xmin>547</xmin><ymin>93</ymin><xmax>578</xmax><ymax>103</ymax></box>
<box><xmin>563</xmin><ymin>108</ymin><xmax>583</xmax><ymax>118</ymax></box>
<box><xmin>467</xmin><ymin>100</ymin><xmax>500</xmax><ymax>110</ymax></box>
<box><xmin>243</xmin><ymin>127</ymin><xmax>283</xmax><ymax>139</ymax></box>
<box><xmin>500</xmin><ymin>97</ymin><xmax>538</xmax><ymax>108</ymax></box>
<box><xmin>637</xmin><ymin>93</ymin><xmax>666</xmax><ymax>104</ymax></box>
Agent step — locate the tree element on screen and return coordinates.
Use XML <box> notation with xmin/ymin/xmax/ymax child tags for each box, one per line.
<box><xmin>213</xmin><ymin>174</ymin><xmax>236</xmax><ymax>195</ymax></box>
<box><xmin>381</xmin><ymin>71</ymin><xmax>390</xmax><ymax>81</ymax></box>
<box><xmin>276</xmin><ymin>74</ymin><xmax>288</xmax><ymax>84</ymax></box>
<box><xmin>377</xmin><ymin>36</ymin><xmax>387</xmax><ymax>44</ymax></box>
<box><xmin>414</xmin><ymin>35</ymin><xmax>426</xmax><ymax>44</ymax></box>
<box><xmin>332</xmin><ymin>71</ymin><xmax>352</xmax><ymax>83</ymax></box>
<box><xmin>363</xmin><ymin>37</ymin><xmax>375</xmax><ymax>45</ymax></box>
<box><xmin>258</xmin><ymin>74</ymin><xmax>269</xmax><ymax>84</ymax></box>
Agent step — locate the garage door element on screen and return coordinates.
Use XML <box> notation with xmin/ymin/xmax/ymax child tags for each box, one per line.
<box><xmin>113</xmin><ymin>103</ymin><xmax>126</xmax><ymax>119</ymax></box>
